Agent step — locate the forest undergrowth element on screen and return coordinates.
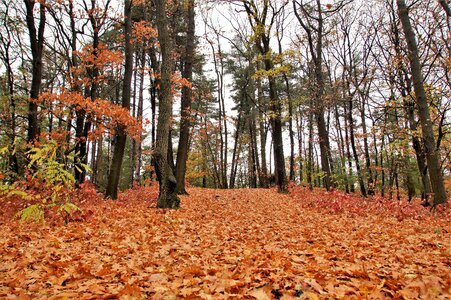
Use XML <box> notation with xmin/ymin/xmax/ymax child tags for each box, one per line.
<box><xmin>0</xmin><ymin>184</ymin><xmax>450</xmax><ymax>299</ymax></box>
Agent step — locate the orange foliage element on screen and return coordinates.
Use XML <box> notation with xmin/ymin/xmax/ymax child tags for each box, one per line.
<box><xmin>69</xmin><ymin>43</ymin><xmax>123</xmax><ymax>89</ymax></box>
<box><xmin>38</xmin><ymin>91</ymin><xmax>143</xmax><ymax>141</ymax></box>
<box><xmin>132</xmin><ymin>20</ymin><xmax>158</xmax><ymax>46</ymax></box>
<box><xmin>170</xmin><ymin>72</ymin><xmax>192</xmax><ymax>96</ymax></box>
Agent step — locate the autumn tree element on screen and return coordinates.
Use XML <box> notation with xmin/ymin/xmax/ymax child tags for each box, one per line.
<box><xmin>397</xmin><ymin>0</ymin><xmax>448</xmax><ymax>206</ymax></box>
<box><xmin>175</xmin><ymin>0</ymin><xmax>195</xmax><ymax>195</ymax></box>
<box><xmin>24</xmin><ymin>0</ymin><xmax>46</xmax><ymax>143</ymax></box>
<box><xmin>240</xmin><ymin>0</ymin><xmax>288</xmax><ymax>193</ymax></box>
<box><xmin>154</xmin><ymin>0</ymin><xmax>180</xmax><ymax>208</ymax></box>
<box><xmin>105</xmin><ymin>0</ymin><xmax>134</xmax><ymax>199</ymax></box>
<box><xmin>292</xmin><ymin>0</ymin><xmax>348</xmax><ymax>191</ymax></box>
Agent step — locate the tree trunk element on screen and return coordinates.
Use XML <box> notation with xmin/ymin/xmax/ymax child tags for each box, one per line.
<box><xmin>390</xmin><ymin>10</ymin><xmax>432</xmax><ymax>201</ymax></box>
<box><xmin>24</xmin><ymin>0</ymin><xmax>45</xmax><ymax>143</ymax></box>
<box><xmin>360</xmin><ymin>93</ymin><xmax>374</xmax><ymax>195</ymax></box>
<box><xmin>154</xmin><ymin>0</ymin><xmax>180</xmax><ymax>208</ymax></box>
<box><xmin>296</xmin><ymin>107</ymin><xmax>304</xmax><ymax>184</ymax></box>
<box><xmin>397</xmin><ymin>0</ymin><xmax>447</xmax><ymax>206</ymax></box>
<box><xmin>307</xmin><ymin>106</ymin><xmax>314</xmax><ymax>191</ymax></box>
<box><xmin>105</xmin><ymin>0</ymin><xmax>134</xmax><ymax>199</ymax></box>
<box><xmin>334</xmin><ymin>104</ymin><xmax>349</xmax><ymax>193</ymax></box>
<box><xmin>349</xmin><ymin>94</ymin><xmax>367</xmax><ymax>197</ymax></box>
<box><xmin>229</xmin><ymin>111</ymin><xmax>243</xmax><ymax>188</ymax></box>
<box><xmin>257</xmin><ymin>79</ymin><xmax>269</xmax><ymax>188</ymax></box>
<box><xmin>268</xmin><ymin>72</ymin><xmax>287</xmax><ymax>193</ymax></box>
<box><xmin>135</xmin><ymin>49</ymin><xmax>145</xmax><ymax>183</ymax></box>
<box><xmin>175</xmin><ymin>0</ymin><xmax>195</xmax><ymax>195</ymax></box>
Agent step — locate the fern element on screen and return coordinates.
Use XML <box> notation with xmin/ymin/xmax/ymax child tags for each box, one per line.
<box><xmin>7</xmin><ymin>190</ymin><xmax>32</xmax><ymax>200</ymax></box>
<box><xmin>10</xmin><ymin>141</ymin><xmax>88</xmax><ymax>223</ymax></box>
<box><xmin>17</xmin><ymin>204</ymin><xmax>44</xmax><ymax>223</ymax></box>
<box><xmin>58</xmin><ymin>202</ymin><xmax>82</xmax><ymax>215</ymax></box>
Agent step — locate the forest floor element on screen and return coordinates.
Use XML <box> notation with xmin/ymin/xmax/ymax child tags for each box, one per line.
<box><xmin>0</xmin><ymin>185</ymin><xmax>450</xmax><ymax>299</ymax></box>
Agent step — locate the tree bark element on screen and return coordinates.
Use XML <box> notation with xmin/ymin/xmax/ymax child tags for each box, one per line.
<box><xmin>397</xmin><ymin>0</ymin><xmax>448</xmax><ymax>206</ymax></box>
<box><xmin>105</xmin><ymin>0</ymin><xmax>134</xmax><ymax>199</ymax></box>
<box><xmin>242</xmin><ymin>0</ymin><xmax>287</xmax><ymax>193</ymax></box>
<box><xmin>175</xmin><ymin>0</ymin><xmax>195</xmax><ymax>195</ymax></box>
<box><xmin>24</xmin><ymin>0</ymin><xmax>46</xmax><ymax>143</ymax></box>
<box><xmin>154</xmin><ymin>0</ymin><xmax>180</xmax><ymax>208</ymax></box>
<box><xmin>293</xmin><ymin>0</ymin><xmax>333</xmax><ymax>191</ymax></box>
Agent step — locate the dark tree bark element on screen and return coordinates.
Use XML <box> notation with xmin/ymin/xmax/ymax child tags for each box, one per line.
<box><xmin>293</xmin><ymin>0</ymin><xmax>333</xmax><ymax>191</ymax></box>
<box><xmin>175</xmin><ymin>0</ymin><xmax>195</xmax><ymax>195</ymax></box>
<box><xmin>154</xmin><ymin>0</ymin><xmax>180</xmax><ymax>208</ymax></box>
<box><xmin>439</xmin><ymin>0</ymin><xmax>451</xmax><ymax>17</ymax></box>
<box><xmin>242</xmin><ymin>0</ymin><xmax>287</xmax><ymax>193</ymax></box>
<box><xmin>149</xmin><ymin>45</ymin><xmax>158</xmax><ymax>150</ymax></box>
<box><xmin>388</xmin><ymin>6</ymin><xmax>432</xmax><ymax>200</ymax></box>
<box><xmin>24</xmin><ymin>0</ymin><xmax>46</xmax><ymax>143</ymax></box>
<box><xmin>105</xmin><ymin>0</ymin><xmax>134</xmax><ymax>199</ymax></box>
<box><xmin>397</xmin><ymin>0</ymin><xmax>448</xmax><ymax>206</ymax></box>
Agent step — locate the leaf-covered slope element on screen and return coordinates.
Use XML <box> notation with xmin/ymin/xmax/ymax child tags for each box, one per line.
<box><xmin>0</xmin><ymin>187</ymin><xmax>449</xmax><ymax>299</ymax></box>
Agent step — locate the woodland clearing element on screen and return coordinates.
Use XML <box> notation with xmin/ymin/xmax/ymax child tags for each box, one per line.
<box><xmin>0</xmin><ymin>185</ymin><xmax>450</xmax><ymax>299</ymax></box>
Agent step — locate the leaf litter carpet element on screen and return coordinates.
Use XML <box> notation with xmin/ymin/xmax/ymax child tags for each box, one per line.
<box><xmin>0</xmin><ymin>186</ymin><xmax>450</xmax><ymax>299</ymax></box>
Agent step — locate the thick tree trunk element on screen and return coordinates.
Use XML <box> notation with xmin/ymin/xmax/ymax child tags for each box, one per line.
<box><xmin>397</xmin><ymin>0</ymin><xmax>447</xmax><ymax>206</ymax></box>
<box><xmin>154</xmin><ymin>0</ymin><xmax>180</xmax><ymax>208</ymax></box>
<box><xmin>105</xmin><ymin>0</ymin><xmax>134</xmax><ymax>199</ymax></box>
<box><xmin>24</xmin><ymin>0</ymin><xmax>45</xmax><ymax>143</ymax></box>
<box><xmin>175</xmin><ymin>0</ymin><xmax>195</xmax><ymax>195</ymax></box>
<box><xmin>390</xmin><ymin>12</ymin><xmax>432</xmax><ymax>201</ymax></box>
<box><xmin>268</xmin><ymin>72</ymin><xmax>287</xmax><ymax>193</ymax></box>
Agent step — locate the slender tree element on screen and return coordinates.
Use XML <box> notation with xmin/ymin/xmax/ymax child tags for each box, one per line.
<box><xmin>241</xmin><ymin>0</ymin><xmax>288</xmax><ymax>193</ymax></box>
<box><xmin>105</xmin><ymin>0</ymin><xmax>134</xmax><ymax>199</ymax></box>
<box><xmin>293</xmin><ymin>0</ymin><xmax>338</xmax><ymax>191</ymax></box>
<box><xmin>397</xmin><ymin>0</ymin><xmax>447</xmax><ymax>206</ymax></box>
